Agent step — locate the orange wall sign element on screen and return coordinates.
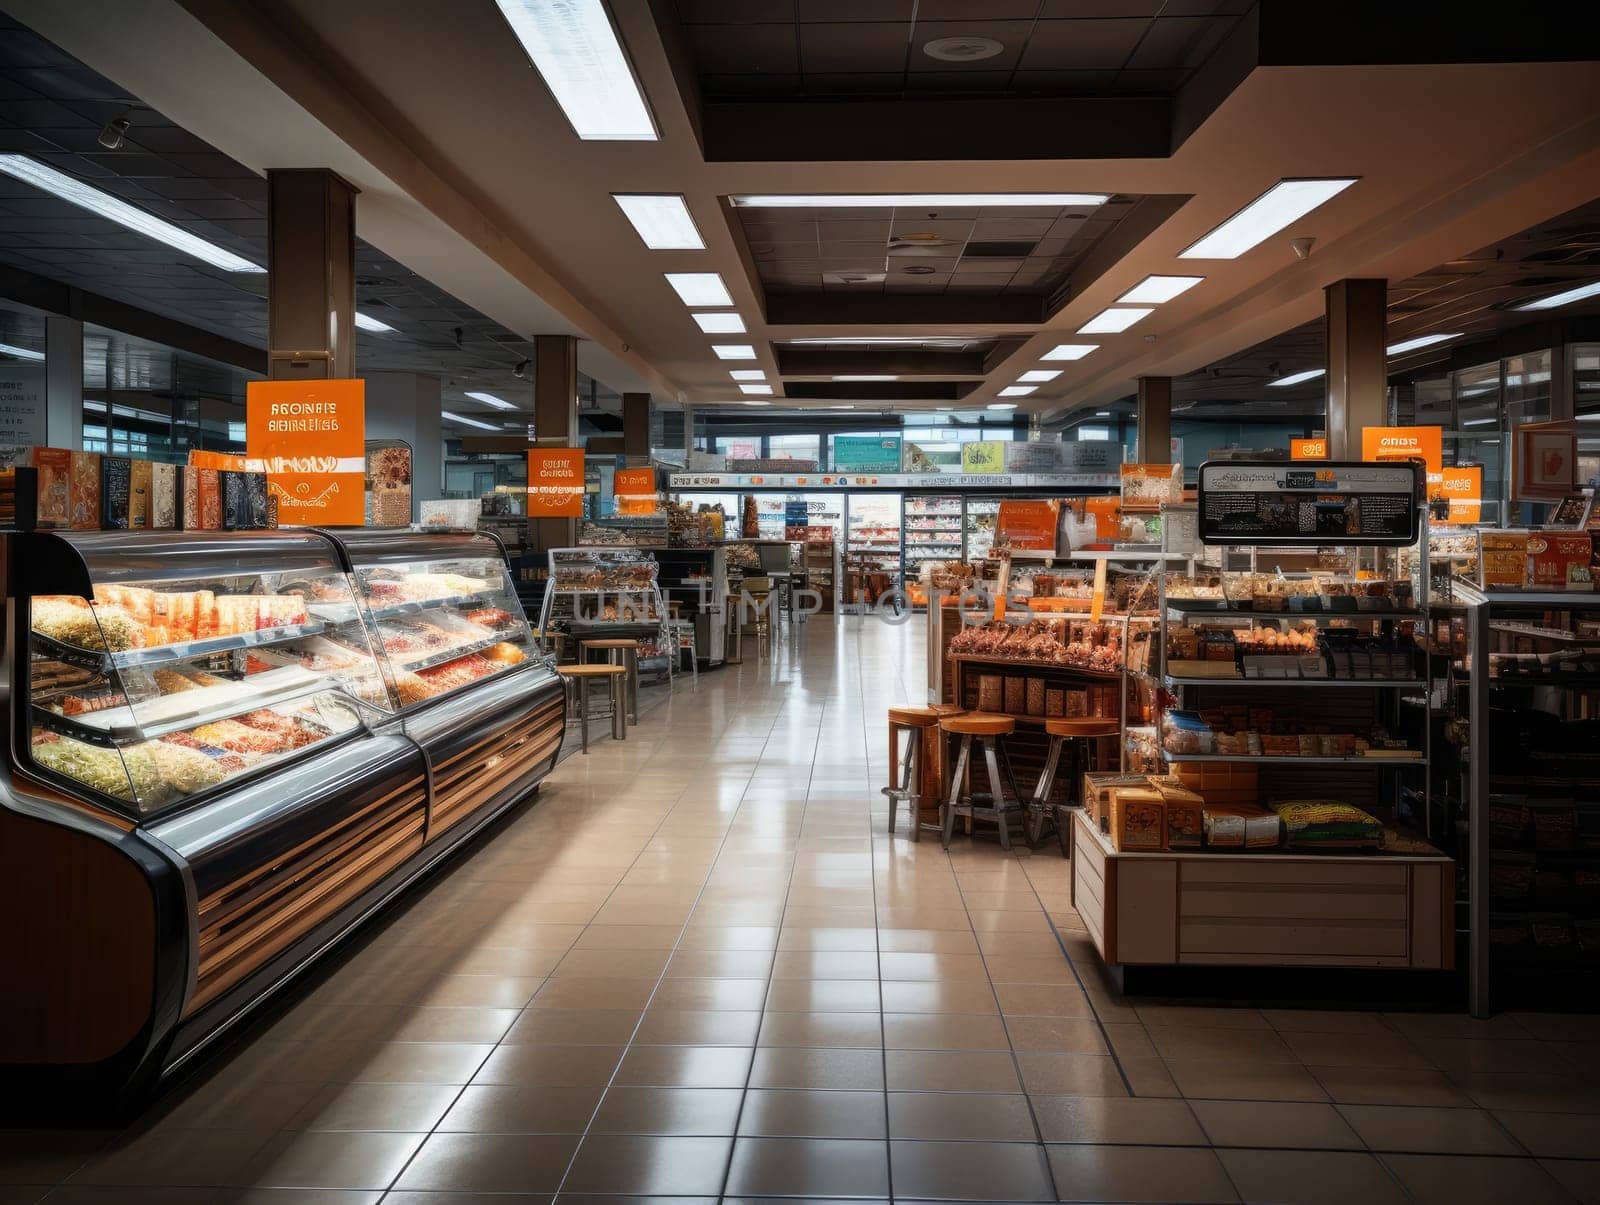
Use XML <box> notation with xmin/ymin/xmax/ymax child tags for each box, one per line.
<box><xmin>245</xmin><ymin>379</ymin><xmax>365</xmax><ymax>526</ymax></box>
<box><xmin>1291</xmin><ymin>437</ymin><xmax>1328</xmax><ymax>460</ymax></box>
<box><xmin>1437</xmin><ymin>465</ymin><xmax>1482</xmax><ymax>525</ymax></box>
<box><xmin>528</xmin><ymin>448</ymin><xmax>586</xmax><ymax>517</ymax></box>
<box><xmin>1361</xmin><ymin>426</ymin><xmax>1443</xmax><ymax>476</ymax></box>
<box><xmin>613</xmin><ymin>466</ymin><xmax>658</xmax><ymax>516</ymax></box>
<box><xmin>995</xmin><ymin>498</ymin><xmax>1059</xmax><ymax>551</ymax></box>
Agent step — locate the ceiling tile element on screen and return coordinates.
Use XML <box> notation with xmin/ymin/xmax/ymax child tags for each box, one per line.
<box><xmin>803</xmin><ymin>71</ymin><xmax>906</xmax><ymax>93</ymax></box>
<box><xmin>677</xmin><ymin>0</ymin><xmax>795</xmax><ymax>22</ymax></box>
<box><xmin>701</xmin><ymin>72</ymin><xmax>802</xmax><ymax>96</ymax></box>
<box><xmin>889</xmin><ymin>218</ymin><xmax>974</xmax><ymax>239</ymax></box>
<box><xmin>1011</xmin><ymin>68</ymin><xmax>1119</xmax><ymax>92</ymax></box>
<box><xmin>799</xmin><ymin>21</ymin><xmax>911</xmax><ymax>73</ymax></box>
<box><xmin>1110</xmin><ymin>67</ymin><xmax>1185</xmax><ymax>92</ymax></box>
<box><xmin>686</xmin><ymin>23</ymin><xmax>798</xmax><ymax>74</ymax></box>
<box><xmin>798</xmin><ymin>0</ymin><xmax>914</xmax><ymax>18</ymax></box>
<box><xmin>972</xmin><ymin>217</ymin><xmax>1055</xmax><ymax>238</ymax></box>
<box><xmin>955</xmin><ymin>257</ymin><xmax>1024</xmax><ymax>273</ymax></box>
<box><xmin>1019</xmin><ymin>18</ymin><xmax>1148</xmax><ymax>70</ymax></box>
<box><xmin>903</xmin><ymin>70</ymin><xmax>1013</xmax><ymax>91</ymax></box>
<box><xmin>816</xmin><ymin>218</ymin><xmax>893</xmax><ymax>239</ymax></box>
<box><xmin>915</xmin><ymin>0</ymin><xmax>1043</xmax><ymax>16</ymax></box>
<box><xmin>1038</xmin><ymin>0</ymin><xmax>1162</xmax><ymax>15</ymax></box>
<box><xmin>1126</xmin><ymin>15</ymin><xmax>1229</xmax><ymax>70</ymax></box>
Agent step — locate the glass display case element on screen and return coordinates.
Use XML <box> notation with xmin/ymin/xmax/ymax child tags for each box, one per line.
<box><xmin>2</xmin><ymin>528</ymin><xmax>565</xmax><ymax>1106</ymax></box>
<box><xmin>536</xmin><ymin>546</ymin><xmax>670</xmax><ymax>667</ymax></box>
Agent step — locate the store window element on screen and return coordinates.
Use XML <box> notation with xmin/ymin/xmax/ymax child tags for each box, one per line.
<box><xmin>1575</xmin><ymin>344</ymin><xmax>1600</xmax><ymax>485</ymax></box>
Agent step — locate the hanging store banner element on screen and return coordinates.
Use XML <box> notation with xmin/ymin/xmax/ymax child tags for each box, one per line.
<box><xmin>527</xmin><ymin>447</ymin><xmax>586</xmax><ymax>517</ymax></box>
<box><xmin>1436</xmin><ymin>465</ymin><xmax>1482</xmax><ymax>525</ymax></box>
<box><xmin>961</xmin><ymin>441</ymin><xmax>1005</xmax><ymax>474</ymax></box>
<box><xmin>1290</xmin><ymin>437</ymin><xmax>1329</xmax><ymax>460</ymax></box>
<box><xmin>1361</xmin><ymin>425</ymin><xmax>1443</xmax><ymax>476</ymax></box>
<box><xmin>995</xmin><ymin>499</ymin><xmax>1060</xmax><ymax>552</ymax></box>
<box><xmin>1196</xmin><ymin>459</ymin><xmax>1422</xmax><ymax>547</ymax></box>
<box><xmin>245</xmin><ymin>379</ymin><xmax>365</xmax><ymax>526</ymax></box>
<box><xmin>613</xmin><ymin>466</ymin><xmax>659</xmax><ymax>515</ymax></box>
<box><xmin>831</xmin><ymin>435</ymin><xmax>901</xmax><ymax>473</ymax></box>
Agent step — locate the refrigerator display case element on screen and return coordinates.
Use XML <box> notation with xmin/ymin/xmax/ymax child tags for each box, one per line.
<box><xmin>1</xmin><ymin>528</ymin><xmax>565</xmax><ymax>1106</ymax></box>
<box><xmin>903</xmin><ymin>495</ymin><xmax>964</xmax><ymax>576</ymax></box>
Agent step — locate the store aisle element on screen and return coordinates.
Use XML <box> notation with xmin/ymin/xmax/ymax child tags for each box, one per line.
<box><xmin>9</xmin><ymin>615</ymin><xmax>1600</xmax><ymax>1204</ymax></box>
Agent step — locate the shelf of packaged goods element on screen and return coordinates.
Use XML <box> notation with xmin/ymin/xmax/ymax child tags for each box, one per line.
<box><xmin>1165</xmin><ymin>606</ymin><xmax>1422</xmax><ymax>624</ymax></box>
<box><xmin>545</xmin><ymin>585</ymin><xmax>659</xmax><ymax>596</ymax></box>
<box><xmin>950</xmin><ymin>653</ymin><xmax>1123</xmax><ymax>680</ymax></box>
<box><xmin>1478</xmin><ymin>672</ymin><xmax>1600</xmax><ymax>688</ymax></box>
<box><xmin>907</xmin><ymin>525</ymin><xmax>964</xmax><ymax>532</ymax></box>
<box><xmin>390</xmin><ymin>631</ymin><xmax>523</xmax><ymax>673</ymax></box>
<box><xmin>1067</xmin><ymin>549</ymin><xmax>1190</xmax><ymax>562</ymax></box>
<box><xmin>1164</xmin><ymin>676</ymin><xmax>1429</xmax><ymax>689</ymax></box>
<box><xmin>32</xmin><ymin>621</ymin><xmax>332</xmax><ymax>674</ymax></box>
<box><xmin>1161</xmin><ymin>751</ymin><xmax>1427</xmax><ymax>765</ymax></box>
<box><xmin>32</xmin><ymin>675</ymin><xmax>356</xmax><ymax>748</ymax></box>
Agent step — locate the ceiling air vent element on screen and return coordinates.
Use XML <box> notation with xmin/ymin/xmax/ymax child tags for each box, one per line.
<box><xmin>965</xmin><ymin>240</ymin><xmax>1037</xmax><ymax>258</ymax></box>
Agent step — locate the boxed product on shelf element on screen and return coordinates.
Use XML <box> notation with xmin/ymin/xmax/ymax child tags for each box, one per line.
<box><xmin>1479</xmin><ymin>531</ymin><xmax>1530</xmax><ymax>588</ymax></box>
<box><xmin>978</xmin><ymin>673</ymin><xmax>1002</xmax><ymax>712</ymax></box>
<box><xmin>1172</xmin><ymin>760</ymin><xmax>1258</xmax><ymax>804</ymax></box>
<box><xmin>1149</xmin><ymin>775</ymin><xmax>1205</xmax><ymax>848</ymax></box>
<box><xmin>1045</xmin><ymin>687</ymin><xmax>1066</xmax><ymax>717</ymax></box>
<box><xmin>1083</xmin><ymin>771</ymin><xmax>1150</xmax><ymax>827</ymax></box>
<box><xmin>1025</xmin><ymin>677</ymin><xmax>1046</xmax><ymax>716</ymax></box>
<box><xmin>1003</xmin><ymin>677</ymin><xmax>1025</xmax><ymax>714</ymax></box>
<box><xmin>1109</xmin><ymin>784</ymin><xmax>1167</xmax><ymax>851</ymax></box>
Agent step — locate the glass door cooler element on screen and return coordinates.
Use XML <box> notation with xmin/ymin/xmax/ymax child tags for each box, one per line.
<box><xmin>0</xmin><ymin>528</ymin><xmax>564</xmax><ymax>1107</ymax></box>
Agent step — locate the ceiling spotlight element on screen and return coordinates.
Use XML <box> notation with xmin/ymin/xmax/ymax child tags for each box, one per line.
<box><xmin>1180</xmin><ymin>178</ymin><xmax>1358</xmax><ymax>260</ymax></box>
<box><xmin>729</xmin><ymin>369</ymin><xmax>766</xmax><ymax>381</ymax></box>
<box><xmin>1041</xmin><ymin>343</ymin><xmax>1098</xmax><ymax>361</ymax></box>
<box><xmin>465</xmin><ymin>391</ymin><xmax>517</xmax><ymax>410</ymax></box>
<box><xmin>97</xmin><ymin>109</ymin><xmax>134</xmax><ymax>150</ymax></box>
<box><xmin>1116</xmin><ymin>274</ymin><xmax>1204</xmax><ymax>305</ymax></box>
<box><xmin>513</xmin><ymin>358</ymin><xmax>530</xmax><ymax>379</ymax></box>
<box><xmin>711</xmin><ymin>344</ymin><xmax>757</xmax><ymax>360</ymax></box>
<box><xmin>1077</xmin><ymin>307</ymin><xmax>1151</xmax><ymax>334</ymax></box>
<box><xmin>1017</xmin><ymin>369</ymin><xmax>1062</xmax><ymax>384</ymax></box>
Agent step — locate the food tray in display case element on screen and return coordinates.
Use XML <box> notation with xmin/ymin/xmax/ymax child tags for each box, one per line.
<box><xmin>1</xmin><ymin>528</ymin><xmax>565</xmax><ymax>1109</ymax></box>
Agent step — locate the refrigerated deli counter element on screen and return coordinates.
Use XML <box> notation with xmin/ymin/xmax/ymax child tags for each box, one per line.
<box><xmin>0</xmin><ymin>528</ymin><xmax>565</xmax><ymax>1105</ymax></box>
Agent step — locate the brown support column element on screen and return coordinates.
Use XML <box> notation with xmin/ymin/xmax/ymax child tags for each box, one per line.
<box><xmin>622</xmin><ymin>392</ymin><xmax>651</xmax><ymax>464</ymax></box>
<box><xmin>1136</xmin><ymin>376</ymin><xmax>1172</xmax><ymax>464</ymax></box>
<box><xmin>532</xmin><ymin>335</ymin><xmax>580</xmax><ymax>551</ymax></box>
<box><xmin>267</xmin><ymin>169</ymin><xmax>358</xmax><ymax>380</ymax></box>
<box><xmin>1325</xmin><ymin>278</ymin><xmax>1388</xmax><ymax>459</ymax></box>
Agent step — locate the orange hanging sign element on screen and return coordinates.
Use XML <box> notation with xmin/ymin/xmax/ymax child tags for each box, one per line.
<box><xmin>1437</xmin><ymin>465</ymin><xmax>1482</xmax><ymax>525</ymax></box>
<box><xmin>245</xmin><ymin>378</ymin><xmax>365</xmax><ymax>526</ymax></box>
<box><xmin>1291</xmin><ymin>437</ymin><xmax>1328</xmax><ymax>460</ymax></box>
<box><xmin>1361</xmin><ymin>425</ymin><xmax>1443</xmax><ymax>476</ymax></box>
<box><xmin>613</xmin><ymin>466</ymin><xmax>658</xmax><ymax>516</ymax></box>
<box><xmin>995</xmin><ymin>498</ymin><xmax>1059</xmax><ymax>552</ymax></box>
<box><xmin>528</xmin><ymin>448</ymin><xmax>586</xmax><ymax>517</ymax></box>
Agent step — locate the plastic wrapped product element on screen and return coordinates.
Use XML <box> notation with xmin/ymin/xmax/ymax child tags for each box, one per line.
<box><xmin>1203</xmin><ymin>803</ymin><xmax>1280</xmax><ymax>850</ymax></box>
<box><xmin>1268</xmin><ymin>799</ymin><xmax>1381</xmax><ymax>850</ymax></box>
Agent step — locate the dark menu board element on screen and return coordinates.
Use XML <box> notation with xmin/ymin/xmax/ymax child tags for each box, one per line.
<box><xmin>1197</xmin><ymin>460</ymin><xmax>1421</xmax><ymax>547</ymax></box>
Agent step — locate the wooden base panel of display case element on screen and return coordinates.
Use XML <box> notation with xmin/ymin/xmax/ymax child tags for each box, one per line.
<box><xmin>1070</xmin><ymin>811</ymin><xmax>1454</xmax><ymax>971</ymax></box>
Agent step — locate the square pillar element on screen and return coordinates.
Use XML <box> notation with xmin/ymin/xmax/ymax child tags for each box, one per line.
<box><xmin>268</xmin><ymin>169</ymin><xmax>358</xmax><ymax>380</ymax></box>
<box><xmin>364</xmin><ymin>372</ymin><xmax>442</xmax><ymax>521</ymax></box>
<box><xmin>1136</xmin><ymin>376</ymin><xmax>1171</xmax><ymax>464</ymax></box>
<box><xmin>532</xmin><ymin>334</ymin><xmax>580</xmax><ymax>550</ymax></box>
<box><xmin>45</xmin><ymin>316</ymin><xmax>83</xmax><ymax>449</ymax></box>
<box><xmin>623</xmin><ymin>392</ymin><xmax>651</xmax><ymax>464</ymax></box>
<box><xmin>1325</xmin><ymin>278</ymin><xmax>1388</xmax><ymax>460</ymax></box>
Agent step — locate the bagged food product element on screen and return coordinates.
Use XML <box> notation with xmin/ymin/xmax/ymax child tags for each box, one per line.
<box><xmin>1203</xmin><ymin>803</ymin><xmax>1280</xmax><ymax>849</ymax></box>
<box><xmin>1268</xmin><ymin>799</ymin><xmax>1381</xmax><ymax>849</ymax></box>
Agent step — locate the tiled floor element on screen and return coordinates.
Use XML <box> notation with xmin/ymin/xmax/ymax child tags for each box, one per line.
<box><xmin>6</xmin><ymin>615</ymin><xmax>1600</xmax><ymax>1203</ymax></box>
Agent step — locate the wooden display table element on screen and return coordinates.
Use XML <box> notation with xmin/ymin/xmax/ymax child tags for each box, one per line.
<box><xmin>1069</xmin><ymin>810</ymin><xmax>1454</xmax><ymax>973</ymax></box>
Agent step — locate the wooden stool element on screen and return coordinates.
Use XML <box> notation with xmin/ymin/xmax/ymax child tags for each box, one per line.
<box><xmin>925</xmin><ymin>703</ymin><xmax>967</xmax><ymax>829</ymax></box>
<box><xmin>557</xmin><ymin>664</ymin><xmax>627</xmax><ymax>753</ymax></box>
<box><xmin>884</xmin><ymin>706</ymin><xmax>941</xmax><ymax>841</ymax></box>
<box><xmin>580</xmin><ymin>638</ymin><xmax>640</xmax><ymax>722</ymax></box>
<box><xmin>939</xmin><ymin>712</ymin><xmax>1023</xmax><ymax>850</ymax></box>
<box><xmin>1029</xmin><ymin>717</ymin><xmax>1121</xmax><ymax>852</ymax></box>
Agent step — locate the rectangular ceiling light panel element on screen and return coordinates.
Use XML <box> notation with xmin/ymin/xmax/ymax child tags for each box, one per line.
<box><xmin>1017</xmin><ymin>369</ymin><xmax>1062</xmax><ymax>383</ymax></box>
<box><xmin>0</xmin><ymin>153</ymin><xmax>263</xmax><ymax>272</ymax></box>
<box><xmin>731</xmin><ymin>193</ymin><xmax>1108</xmax><ymax>208</ymax></box>
<box><xmin>712</xmin><ymin>344</ymin><xmax>757</xmax><ymax>360</ymax></box>
<box><xmin>465</xmin><ymin>391</ymin><xmax>517</xmax><ymax>410</ymax></box>
<box><xmin>1041</xmin><ymin>343</ymin><xmax>1098</xmax><ymax>361</ymax></box>
<box><xmin>997</xmin><ymin>386</ymin><xmax>1036</xmax><ymax>397</ymax></box>
<box><xmin>1077</xmin><ymin>307</ymin><xmax>1152</xmax><ymax>334</ymax></box>
<box><xmin>1387</xmin><ymin>333</ymin><xmax>1460</xmax><ymax>355</ymax></box>
<box><xmin>1116</xmin><ymin>274</ymin><xmax>1203</xmax><ymax>304</ymax></box>
<box><xmin>729</xmin><ymin>369</ymin><xmax>766</xmax><ymax>381</ymax></box>
<box><xmin>613</xmin><ymin>193</ymin><xmax>703</xmax><ymax>248</ymax></box>
<box><xmin>1180</xmin><ymin>178</ymin><xmax>1357</xmax><ymax>260</ymax></box>
<box><xmin>353</xmin><ymin>311</ymin><xmax>396</xmax><ymax>333</ymax></box>
<box><xmin>492</xmin><ymin>0</ymin><xmax>657</xmax><ymax>140</ymax></box>
<box><xmin>665</xmin><ymin>272</ymin><xmax>733</xmax><ymax>307</ymax></box>
<box><xmin>0</xmin><ymin>341</ymin><xmax>45</xmax><ymax>361</ymax></box>
<box><xmin>1515</xmin><ymin>280</ymin><xmax>1600</xmax><ymax>311</ymax></box>
<box><xmin>1267</xmin><ymin>368</ymin><xmax>1325</xmax><ymax>388</ymax></box>
<box><xmin>442</xmin><ymin>410</ymin><xmax>500</xmax><ymax>430</ymax></box>
<box><xmin>739</xmin><ymin>384</ymin><xmax>773</xmax><ymax>395</ymax></box>
<box><xmin>692</xmin><ymin>312</ymin><xmax>746</xmax><ymax>334</ymax></box>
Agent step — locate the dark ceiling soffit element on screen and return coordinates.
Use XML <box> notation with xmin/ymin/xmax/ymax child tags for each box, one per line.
<box><xmin>643</xmin><ymin>0</ymin><xmax>707</xmax><ymax>157</ymax></box>
<box><xmin>775</xmin><ymin>348</ymin><xmax>989</xmax><ymax>377</ymax></box>
<box><xmin>0</xmin><ymin>263</ymin><xmax>266</xmax><ymax>376</ymax></box>
<box><xmin>1044</xmin><ymin>194</ymin><xmax>1191</xmax><ymax>321</ymax></box>
<box><xmin>1173</xmin><ymin>6</ymin><xmax>1261</xmax><ymax>150</ymax></box>
<box><xmin>698</xmin><ymin>96</ymin><xmax>1171</xmax><ymax>164</ymax></box>
<box><xmin>765</xmin><ymin>292</ymin><xmax>1044</xmax><ymax>326</ymax></box>
<box><xmin>783</xmin><ymin>381</ymin><xmax>970</xmax><ymax>401</ymax></box>
<box><xmin>459</xmin><ymin>435</ymin><xmax>532</xmax><ymax>454</ymax></box>
<box><xmin>1256</xmin><ymin>1</ymin><xmax>1600</xmax><ymax>66</ymax></box>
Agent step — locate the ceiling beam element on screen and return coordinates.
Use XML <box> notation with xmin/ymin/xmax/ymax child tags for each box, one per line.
<box><xmin>774</xmin><ymin>349</ymin><xmax>990</xmax><ymax>378</ymax></box>
<box><xmin>766</xmin><ymin>293</ymin><xmax>1044</xmax><ymax>326</ymax></box>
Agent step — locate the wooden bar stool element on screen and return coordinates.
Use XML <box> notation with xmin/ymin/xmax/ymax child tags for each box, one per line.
<box><xmin>556</xmin><ymin>664</ymin><xmax>627</xmax><ymax>752</ymax></box>
<box><xmin>580</xmin><ymin>638</ymin><xmax>640</xmax><ymax>723</ymax></box>
<box><xmin>1029</xmin><ymin>717</ymin><xmax>1121</xmax><ymax>852</ymax></box>
<box><xmin>939</xmin><ymin>712</ymin><xmax>1024</xmax><ymax>850</ymax></box>
<box><xmin>883</xmin><ymin>706</ymin><xmax>941</xmax><ymax>841</ymax></box>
